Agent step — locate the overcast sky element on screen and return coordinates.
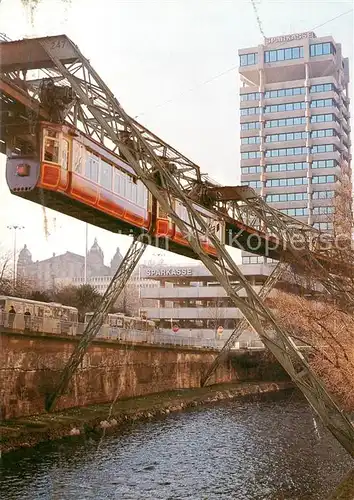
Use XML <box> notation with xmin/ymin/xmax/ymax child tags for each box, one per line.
<box><xmin>0</xmin><ymin>0</ymin><xmax>353</xmax><ymax>266</ymax></box>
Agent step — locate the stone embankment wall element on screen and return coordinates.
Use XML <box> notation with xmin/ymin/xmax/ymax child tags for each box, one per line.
<box><xmin>0</xmin><ymin>330</ymin><xmax>288</xmax><ymax>420</ymax></box>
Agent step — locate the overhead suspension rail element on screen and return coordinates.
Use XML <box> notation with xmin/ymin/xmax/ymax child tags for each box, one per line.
<box><xmin>1</xmin><ymin>35</ymin><xmax>354</xmax><ymax>457</ymax></box>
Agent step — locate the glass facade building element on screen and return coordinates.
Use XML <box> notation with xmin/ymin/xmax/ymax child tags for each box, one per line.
<box><xmin>238</xmin><ymin>32</ymin><xmax>351</xmax><ymax>266</ymax></box>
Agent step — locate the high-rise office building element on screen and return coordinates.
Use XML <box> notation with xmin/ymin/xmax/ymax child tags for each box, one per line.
<box><xmin>239</xmin><ymin>32</ymin><xmax>351</xmax><ymax>265</ymax></box>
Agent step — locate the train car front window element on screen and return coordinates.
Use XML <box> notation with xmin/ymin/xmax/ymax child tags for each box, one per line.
<box><xmin>43</xmin><ymin>136</ymin><xmax>60</xmax><ymax>164</ymax></box>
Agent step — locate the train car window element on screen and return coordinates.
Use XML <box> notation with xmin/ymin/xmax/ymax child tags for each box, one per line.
<box><xmin>61</xmin><ymin>140</ymin><xmax>69</xmax><ymax>170</ymax></box>
<box><xmin>43</xmin><ymin>136</ymin><xmax>60</xmax><ymax>163</ymax></box>
<box><xmin>113</xmin><ymin>169</ymin><xmax>126</xmax><ymax>196</ymax></box>
<box><xmin>100</xmin><ymin>160</ymin><xmax>112</xmax><ymax>190</ymax></box>
<box><xmin>136</xmin><ymin>182</ymin><xmax>145</xmax><ymax>207</ymax></box>
<box><xmin>73</xmin><ymin>141</ymin><xmax>85</xmax><ymax>174</ymax></box>
<box><xmin>69</xmin><ymin>311</ymin><xmax>77</xmax><ymax>322</ymax></box>
<box><xmin>37</xmin><ymin>307</ymin><xmax>44</xmax><ymax>318</ymax></box>
<box><xmin>131</xmin><ymin>181</ymin><xmax>137</xmax><ymax>203</ymax></box>
<box><xmin>52</xmin><ymin>308</ymin><xmax>60</xmax><ymax>319</ymax></box>
<box><xmin>113</xmin><ymin>169</ymin><xmax>120</xmax><ymax>193</ymax></box>
<box><xmin>85</xmin><ymin>153</ymin><xmax>99</xmax><ymax>182</ymax></box>
<box><xmin>126</xmin><ymin>176</ymin><xmax>133</xmax><ymax>200</ymax></box>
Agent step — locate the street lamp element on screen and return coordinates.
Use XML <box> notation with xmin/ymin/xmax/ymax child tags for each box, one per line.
<box><xmin>7</xmin><ymin>225</ymin><xmax>25</xmax><ymax>288</ymax></box>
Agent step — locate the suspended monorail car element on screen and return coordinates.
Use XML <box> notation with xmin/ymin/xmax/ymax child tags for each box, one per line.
<box><xmin>6</xmin><ymin>121</ymin><xmax>284</xmax><ymax>260</ymax></box>
<box><xmin>6</xmin><ymin>121</ymin><xmax>227</xmax><ymax>257</ymax></box>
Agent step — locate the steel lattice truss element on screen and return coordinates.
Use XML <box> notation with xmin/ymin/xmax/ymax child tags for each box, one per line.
<box><xmin>1</xmin><ymin>35</ymin><xmax>354</xmax><ymax>457</ymax></box>
<box><xmin>46</xmin><ymin>238</ymin><xmax>147</xmax><ymax>411</ymax></box>
<box><xmin>201</xmin><ymin>261</ymin><xmax>288</xmax><ymax>387</ymax></box>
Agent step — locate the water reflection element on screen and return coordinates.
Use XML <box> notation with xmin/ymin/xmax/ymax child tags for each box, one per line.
<box><xmin>0</xmin><ymin>394</ymin><xmax>351</xmax><ymax>499</ymax></box>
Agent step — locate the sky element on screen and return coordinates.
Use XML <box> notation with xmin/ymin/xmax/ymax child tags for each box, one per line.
<box><xmin>0</xmin><ymin>0</ymin><xmax>353</xmax><ymax>267</ymax></box>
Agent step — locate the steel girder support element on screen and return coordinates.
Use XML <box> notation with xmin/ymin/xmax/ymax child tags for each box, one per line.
<box><xmin>29</xmin><ymin>37</ymin><xmax>354</xmax><ymax>456</ymax></box>
<box><xmin>224</xmin><ymin>196</ymin><xmax>354</xmax><ymax>307</ymax></box>
<box><xmin>45</xmin><ymin>238</ymin><xmax>146</xmax><ymax>412</ymax></box>
<box><xmin>201</xmin><ymin>261</ymin><xmax>287</xmax><ymax>387</ymax></box>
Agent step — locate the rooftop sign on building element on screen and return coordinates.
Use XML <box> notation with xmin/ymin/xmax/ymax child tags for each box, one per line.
<box><xmin>145</xmin><ymin>268</ymin><xmax>193</xmax><ymax>277</ymax></box>
<box><xmin>264</xmin><ymin>32</ymin><xmax>316</xmax><ymax>45</ymax></box>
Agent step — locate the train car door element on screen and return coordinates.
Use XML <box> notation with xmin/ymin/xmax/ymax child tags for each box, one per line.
<box><xmin>154</xmin><ymin>201</ymin><xmax>174</xmax><ymax>237</ymax></box>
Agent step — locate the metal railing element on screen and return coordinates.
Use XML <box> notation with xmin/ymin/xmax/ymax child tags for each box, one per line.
<box><xmin>0</xmin><ymin>313</ymin><xmax>274</xmax><ymax>350</ymax></box>
<box><xmin>0</xmin><ymin>312</ymin><xmax>227</xmax><ymax>349</ymax></box>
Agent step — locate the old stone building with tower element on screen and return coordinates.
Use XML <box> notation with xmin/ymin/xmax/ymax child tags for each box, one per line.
<box><xmin>17</xmin><ymin>238</ymin><xmax>123</xmax><ymax>291</ymax></box>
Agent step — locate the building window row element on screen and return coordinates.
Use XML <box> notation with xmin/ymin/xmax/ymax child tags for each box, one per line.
<box><xmin>311</xmin><ymin>144</ymin><xmax>336</xmax><ymax>153</ymax></box>
<box><xmin>265</xmin><ymin>101</ymin><xmax>306</xmax><ymax>113</ymax></box>
<box><xmin>310</xmin><ymin>42</ymin><xmax>336</xmax><ymax>57</ymax></box>
<box><xmin>312</xmin><ymin>190</ymin><xmax>334</xmax><ymax>199</ymax></box>
<box><xmin>265</xmin><ymin>147</ymin><xmax>308</xmax><ymax>157</ymax></box>
<box><xmin>265</xmin><ymin>131</ymin><xmax>307</xmax><ymax>143</ymax></box>
<box><xmin>265</xmin><ymin>46</ymin><xmax>304</xmax><ymax>63</ymax></box>
<box><xmin>310</xmin><ymin>113</ymin><xmax>336</xmax><ymax>123</ymax></box>
<box><xmin>240</xmin><ymin>92</ymin><xmax>261</xmax><ymax>101</ymax></box>
<box><xmin>242</xmin><ymin>180</ymin><xmax>262</xmax><ymax>188</ymax></box>
<box><xmin>266</xmin><ymin>177</ymin><xmax>308</xmax><ymax>187</ymax></box>
<box><xmin>313</xmin><ymin>222</ymin><xmax>333</xmax><ymax>231</ymax></box>
<box><xmin>241</xmin><ymin>83</ymin><xmax>336</xmax><ymax>102</ymax></box>
<box><xmin>241</xmin><ymin>121</ymin><xmax>261</xmax><ymax>130</ymax></box>
<box><xmin>265</xmin><ymin>87</ymin><xmax>305</xmax><ymax>98</ymax></box>
<box><xmin>241</xmin><ymin>136</ymin><xmax>261</xmax><ymax>145</ymax></box>
<box><xmin>281</xmin><ymin>207</ymin><xmax>309</xmax><ymax>217</ymax></box>
<box><xmin>267</xmin><ymin>162</ymin><xmax>308</xmax><ymax>172</ymax></box>
<box><xmin>240</xmin><ymin>53</ymin><xmax>258</xmax><ymax>66</ymax></box>
<box><xmin>311</xmin><ymin>129</ymin><xmax>337</xmax><ymax>138</ymax></box>
<box><xmin>240</xmin><ymin>107</ymin><xmax>261</xmax><ymax>116</ymax></box>
<box><xmin>313</xmin><ymin>206</ymin><xmax>335</xmax><ymax>215</ymax></box>
<box><xmin>310</xmin><ymin>98</ymin><xmax>337</xmax><ymax>108</ymax></box>
<box><xmin>310</xmin><ymin>83</ymin><xmax>335</xmax><ymax>93</ymax></box>
<box><xmin>242</xmin><ymin>256</ymin><xmax>264</xmax><ymax>264</ymax></box>
<box><xmin>241</xmin><ymin>99</ymin><xmax>336</xmax><ymax>116</ymax></box>
<box><xmin>264</xmin><ymin>144</ymin><xmax>338</xmax><ymax>157</ymax></box>
<box><xmin>266</xmin><ymin>192</ymin><xmax>308</xmax><ymax>202</ymax></box>
<box><xmin>241</xmin><ymin>151</ymin><xmax>262</xmax><ymax>159</ymax></box>
<box><xmin>241</xmin><ymin>130</ymin><xmax>337</xmax><ymax>146</ymax></box>
<box><xmin>241</xmin><ymin>165</ymin><xmax>262</xmax><ymax>174</ymax></box>
<box><xmin>312</xmin><ymin>175</ymin><xmax>336</xmax><ymax>184</ymax></box>
<box><xmin>265</xmin><ymin>116</ymin><xmax>306</xmax><ymax>128</ymax></box>
<box><xmin>312</xmin><ymin>159</ymin><xmax>337</xmax><ymax>169</ymax></box>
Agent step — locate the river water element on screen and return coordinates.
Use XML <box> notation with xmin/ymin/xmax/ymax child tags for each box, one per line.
<box><xmin>0</xmin><ymin>393</ymin><xmax>352</xmax><ymax>499</ymax></box>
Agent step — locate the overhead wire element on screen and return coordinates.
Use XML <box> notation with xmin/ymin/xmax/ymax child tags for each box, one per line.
<box><xmin>250</xmin><ymin>0</ymin><xmax>266</xmax><ymax>39</ymax></box>
<box><xmin>134</xmin><ymin>7</ymin><xmax>353</xmax><ymax>119</ymax></box>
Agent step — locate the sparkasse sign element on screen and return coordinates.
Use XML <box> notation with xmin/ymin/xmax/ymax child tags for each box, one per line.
<box><xmin>146</xmin><ymin>268</ymin><xmax>193</xmax><ymax>277</ymax></box>
<box><xmin>264</xmin><ymin>32</ymin><xmax>316</xmax><ymax>45</ymax></box>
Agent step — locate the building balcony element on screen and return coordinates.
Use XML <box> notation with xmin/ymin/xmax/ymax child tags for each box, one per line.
<box><xmin>262</xmin><ymin>124</ymin><xmax>306</xmax><ymax>136</ymax></box>
<box><xmin>264</xmin><ymin>154</ymin><xmax>308</xmax><ymax>164</ymax></box>
<box><xmin>310</xmin><ymin>135</ymin><xmax>341</xmax><ymax>148</ymax></box>
<box><xmin>263</xmin><ymin>109</ymin><xmax>306</xmax><ymax>121</ymax></box>
<box><xmin>240</xmin><ymin>143</ymin><xmax>262</xmax><ymax>153</ymax></box>
<box><xmin>264</xmin><ymin>138</ymin><xmax>307</xmax><ymax>150</ymax></box>
<box><xmin>141</xmin><ymin>286</ymin><xmax>263</xmax><ymax>300</ymax></box>
<box><xmin>265</xmin><ymin>169</ymin><xmax>309</xmax><ymax>180</ymax></box>
<box><xmin>264</xmin><ymin>184</ymin><xmax>308</xmax><ymax>195</ymax></box>
<box><xmin>309</xmin><ymin>120</ymin><xmax>340</xmax><ymax>133</ymax></box>
<box><xmin>267</xmin><ymin>200</ymin><xmax>308</xmax><ymax>211</ymax></box>
<box><xmin>309</xmin><ymin>150</ymin><xmax>341</xmax><ymax>163</ymax></box>
<box><xmin>143</xmin><ymin>307</ymin><xmax>244</xmax><ymax>320</ymax></box>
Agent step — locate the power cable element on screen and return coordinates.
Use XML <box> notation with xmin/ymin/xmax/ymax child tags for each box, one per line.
<box><xmin>134</xmin><ymin>7</ymin><xmax>353</xmax><ymax>119</ymax></box>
